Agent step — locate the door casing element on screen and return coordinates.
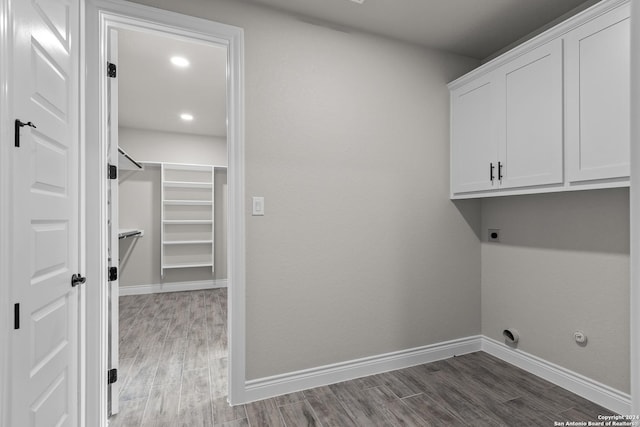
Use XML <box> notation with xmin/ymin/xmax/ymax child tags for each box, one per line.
<box><xmin>629</xmin><ymin>0</ymin><xmax>640</xmax><ymax>416</ymax></box>
<box><xmin>0</xmin><ymin>0</ymin><xmax>12</xmax><ymax>425</ymax></box>
<box><xmin>83</xmin><ymin>1</ymin><xmax>246</xmax><ymax>425</ymax></box>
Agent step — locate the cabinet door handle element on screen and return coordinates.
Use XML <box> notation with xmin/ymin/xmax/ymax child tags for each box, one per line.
<box><xmin>498</xmin><ymin>161</ymin><xmax>503</xmax><ymax>181</ymax></box>
<box><xmin>490</xmin><ymin>163</ymin><xmax>495</xmax><ymax>182</ymax></box>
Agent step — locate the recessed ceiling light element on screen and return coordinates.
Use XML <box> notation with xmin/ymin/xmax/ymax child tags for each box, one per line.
<box><xmin>348</xmin><ymin>0</ymin><xmax>365</xmax><ymax>3</ymax></box>
<box><xmin>170</xmin><ymin>56</ymin><xmax>190</xmax><ymax>67</ymax></box>
<box><xmin>180</xmin><ymin>113</ymin><xmax>194</xmax><ymax>121</ymax></box>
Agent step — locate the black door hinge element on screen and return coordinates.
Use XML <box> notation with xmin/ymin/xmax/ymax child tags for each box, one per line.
<box><xmin>14</xmin><ymin>303</ymin><xmax>19</xmax><ymax>329</ymax></box>
<box><xmin>108</xmin><ymin>164</ymin><xmax>117</xmax><ymax>180</ymax></box>
<box><xmin>108</xmin><ymin>368</ymin><xmax>118</xmax><ymax>384</ymax></box>
<box><xmin>107</xmin><ymin>62</ymin><xmax>117</xmax><ymax>78</ymax></box>
<box><xmin>108</xmin><ymin>266</ymin><xmax>118</xmax><ymax>282</ymax></box>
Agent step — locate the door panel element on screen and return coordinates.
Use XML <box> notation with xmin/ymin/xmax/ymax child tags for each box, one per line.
<box><xmin>450</xmin><ymin>74</ymin><xmax>498</xmax><ymax>194</ymax></box>
<box><xmin>566</xmin><ymin>4</ymin><xmax>630</xmax><ymax>182</ymax></box>
<box><xmin>499</xmin><ymin>38</ymin><xmax>564</xmax><ymax>189</ymax></box>
<box><xmin>11</xmin><ymin>0</ymin><xmax>79</xmax><ymax>425</ymax></box>
<box><xmin>33</xmin><ymin>0</ymin><xmax>71</xmax><ymax>47</ymax></box>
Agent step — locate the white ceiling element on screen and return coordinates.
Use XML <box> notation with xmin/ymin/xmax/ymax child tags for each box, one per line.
<box><xmin>241</xmin><ymin>0</ymin><xmax>596</xmax><ymax>59</ymax></box>
<box><xmin>118</xmin><ymin>0</ymin><xmax>596</xmax><ymax>138</ymax></box>
<box><xmin>118</xmin><ymin>29</ymin><xmax>228</xmax><ymax>137</ymax></box>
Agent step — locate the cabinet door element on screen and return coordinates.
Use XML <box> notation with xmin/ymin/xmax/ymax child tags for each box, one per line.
<box><xmin>498</xmin><ymin>38</ymin><xmax>564</xmax><ymax>189</ymax></box>
<box><xmin>565</xmin><ymin>4</ymin><xmax>630</xmax><ymax>183</ymax></box>
<box><xmin>450</xmin><ymin>74</ymin><xmax>498</xmax><ymax>194</ymax></box>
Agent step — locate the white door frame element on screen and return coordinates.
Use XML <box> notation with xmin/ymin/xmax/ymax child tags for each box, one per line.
<box><xmin>630</xmin><ymin>0</ymin><xmax>640</xmax><ymax>415</ymax></box>
<box><xmin>0</xmin><ymin>1</ymin><xmax>12</xmax><ymax>426</ymax></box>
<box><xmin>83</xmin><ymin>1</ymin><xmax>246</xmax><ymax>425</ymax></box>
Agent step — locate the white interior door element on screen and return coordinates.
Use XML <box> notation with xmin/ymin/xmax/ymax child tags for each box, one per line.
<box><xmin>107</xmin><ymin>28</ymin><xmax>120</xmax><ymax>417</ymax></box>
<box><xmin>10</xmin><ymin>0</ymin><xmax>80</xmax><ymax>426</ymax></box>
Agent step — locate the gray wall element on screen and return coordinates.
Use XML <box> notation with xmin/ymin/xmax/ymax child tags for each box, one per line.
<box><xmin>118</xmin><ymin>127</ymin><xmax>228</xmax><ymax>286</ymax></box>
<box><xmin>119</xmin><ymin>127</ymin><xmax>227</xmax><ymax>166</ymax></box>
<box><xmin>481</xmin><ymin>188</ymin><xmax>630</xmax><ymax>393</ymax></box>
<box><xmin>127</xmin><ymin>0</ymin><xmax>482</xmax><ymax>380</ymax></box>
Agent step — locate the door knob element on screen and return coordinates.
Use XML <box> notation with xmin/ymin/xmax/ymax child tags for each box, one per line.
<box><xmin>71</xmin><ymin>273</ymin><xmax>86</xmax><ymax>287</ymax></box>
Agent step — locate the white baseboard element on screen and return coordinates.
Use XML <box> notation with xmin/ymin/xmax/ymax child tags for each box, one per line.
<box><xmin>242</xmin><ymin>334</ymin><xmax>630</xmax><ymax>414</ymax></box>
<box><xmin>243</xmin><ymin>335</ymin><xmax>482</xmax><ymax>404</ymax></box>
<box><xmin>481</xmin><ymin>336</ymin><xmax>631</xmax><ymax>415</ymax></box>
<box><xmin>119</xmin><ymin>279</ymin><xmax>227</xmax><ymax>296</ymax></box>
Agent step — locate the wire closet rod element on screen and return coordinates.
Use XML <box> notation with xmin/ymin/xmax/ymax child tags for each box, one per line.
<box><xmin>118</xmin><ymin>147</ymin><xmax>143</xmax><ymax>169</ymax></box>
<box><xmin>118</xmin><ymin>230</ymin><xmax>143</xmax><ymax>240</ymax></box>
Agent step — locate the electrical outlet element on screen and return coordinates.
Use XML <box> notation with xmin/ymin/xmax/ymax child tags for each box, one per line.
<box><xmin>488</xmin><ymin>229</ymin><xmax>500</xmax><ymax>242</ymax></box>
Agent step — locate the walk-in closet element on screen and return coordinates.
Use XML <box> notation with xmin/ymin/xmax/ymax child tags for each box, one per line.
<box><xmin>108</xmin><ymin>27</ymin><xmax>230</xmax><ymax>424</ymax></box>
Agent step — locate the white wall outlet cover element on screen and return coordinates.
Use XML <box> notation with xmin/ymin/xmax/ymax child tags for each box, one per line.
<box><xmin>252</xmin><ymin>196</ymin><xmax>265</xmax><ymax>216</ymax></box>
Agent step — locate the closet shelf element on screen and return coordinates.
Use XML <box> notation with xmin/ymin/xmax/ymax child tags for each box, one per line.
<box><xmin>162</xmin><ymin>261</ymin><xmax>213</xmax><ymax>269</ymax></box>
<box><xmin>163</xmin><ymin>181</ymin><xmax>212</xmax><ymax>189</ymax></box>
<box><xmin>163</xmin><ymin>240</ymin><xmax>213</xmax><ymax>245</ymax></box>
<box><xmin>162</xmin><ymin>163</ymin><xmax>214</xmax><ymax>172</ymax></box>
<box><xmin>162</xmin><ymin>220</ymin><xmax>212</xmax><ymax>225</ymax></box>
<box><xmin>163</xmin><ymin>200</ymin><xmax>213</xmax><ymax>206</ymax></box>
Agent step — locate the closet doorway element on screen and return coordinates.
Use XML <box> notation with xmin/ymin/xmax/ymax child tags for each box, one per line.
<box><xmin>109</xmin><ymin>26</ymin><xmax>230</xmax><ymax>422</ymax></box>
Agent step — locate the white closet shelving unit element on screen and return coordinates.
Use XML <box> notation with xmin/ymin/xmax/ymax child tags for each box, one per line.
<box><xmin>161</xmin><ymin>163</ymin><xmax>216</xmax><ymax>276</ymax></box>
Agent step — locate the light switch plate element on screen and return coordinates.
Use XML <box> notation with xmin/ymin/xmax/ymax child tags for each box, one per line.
<box><xmin>252</xmin><ymin>196</ymin><xmax>265</xmax><ymax>216</ymax></box>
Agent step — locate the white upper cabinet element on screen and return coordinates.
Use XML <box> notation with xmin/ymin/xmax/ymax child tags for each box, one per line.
<box><xmin>450</xmin><ymin>74</ymin><xmax>498</xmax><ymax>194</ymax></box>
<box><xmin>449</xmin><ymin>0</ymin><xmax>630</xmax><ymax>199</ymax></box>
<box><xmin>565</xmin><ymin>3</ymin><xmax>630</xmax><ymax>183</ymax></box>
<box><xmin>499</xmin><ymin>39</ymin><xmax>564</xmax><ymax>189</ymax></box>
<box><xmin>450</xmin><ymin>39</ymin><xmax>563</xmax><ymax>195</ymax></box>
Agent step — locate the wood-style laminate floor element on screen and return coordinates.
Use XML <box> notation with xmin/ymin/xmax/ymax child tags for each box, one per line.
<box><xmin>111</xmin><ymin>289</ymin><xmax>616</xmax><ymax>427</ymax></box>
